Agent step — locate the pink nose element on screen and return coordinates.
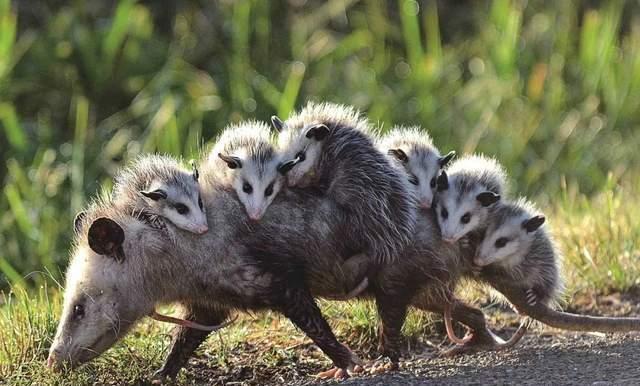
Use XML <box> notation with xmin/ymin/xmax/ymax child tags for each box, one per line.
<box><xmin>248</xmin><ymin>212</ymin><xmax>262</xmax><ymax>221</ymax></box>
<box><xmin>197</xmin><ymin>226</ymin><xmax>209</xmax><ymax>234</ymax></box>
<box><xmin>443</xmin><ymin>237</ymin><xmax>457</xmax><ymax>244</ymax></box>
<box><xmin>419</xmin><ymin>201</ymin><xmax>431</xmax><ymax>209</ymax></box>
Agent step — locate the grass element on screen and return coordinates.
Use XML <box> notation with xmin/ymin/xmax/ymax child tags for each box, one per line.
<box><xmin>2</xmin><ymin>183</ymin><xmax>639</xmax><ymax>385</ymax></box>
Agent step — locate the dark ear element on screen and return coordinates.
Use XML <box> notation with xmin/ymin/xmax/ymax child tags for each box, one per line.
<box><xmin>88</xmin><ymin>218</ymin><xmax>125</xmax><ymax>262</ymax></box>
<box><xmin>436</xmin><ymin>171</ymin><xmax>449</xmax><ymax>192</ymax></box>
<box><xmin>438</xmin><ymin>151</ymin><xmax>456</xmax><ymax>168</ymax></box>
<box><xmin>277</xmin><ymin>159</ymin><xmax>298</xmax><ymax>175</ymax></box>
<box><xmin>387</xmin><ymin>148</ymin><xmax>408</xmax><ymax>164</ymax></box>
<box><xmin>74</xmin><ymin>211</ymin><xmax>86</xmax><ymax>234</ymax></box>
<box><xmin>304</xmin><ymin>123</ymin><xmax>329</xmax><ymax>141</ymax></box>
<box><xmin>217</xmin><ymin>153</ymin><xmax>243</xmax><ymax>169</ymax></box>
<box><xmin>476</xmin><ymin>191</ymin><xmax>501</xmax><ymax>207</ymax></box>
<box><xmin>190</xmin><ymin>159</ymin><xmax>199</xmax><ymax>181</ymax></box>
<box><xmin>271</xmin><ymin>115</ymin><xmax>285</xmax><ymax>132</ymax></box>
<box><xmin>140</xmin><ymin>189</ymin><xmax>167</xmax><ymax>201</ymax></box>
<box><xmin>522</xmin><ymin>215</ymin><xmax>545</xmax><ymax>233</ymax></box>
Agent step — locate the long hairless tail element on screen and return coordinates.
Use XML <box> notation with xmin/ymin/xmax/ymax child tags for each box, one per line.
<box><xmin>499</xmin><ymin>284</ymin><xmax>640</xmax><ymax>332</ymax></box>
<box><xmin>444</xmin><ymin>302</ymin><xmax>528</xmax><ymax>348</ymax></box>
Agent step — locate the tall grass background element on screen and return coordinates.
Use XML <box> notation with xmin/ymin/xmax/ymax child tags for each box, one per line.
<box><xmin>1</xmin><ymin>0</ymin><xmax>640</xmax><ymax>291</ymax></box>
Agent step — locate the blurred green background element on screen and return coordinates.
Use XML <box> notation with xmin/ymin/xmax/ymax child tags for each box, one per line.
<box><xmin>1</xmin><ymin>0</ymin><xmax>640</xmax><ymax>289</ymax></box>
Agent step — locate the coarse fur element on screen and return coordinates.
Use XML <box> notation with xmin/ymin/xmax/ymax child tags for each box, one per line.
<box><xmin>474</xmin><ymin>198</ymin><xmax>563</xmax><ymax>306</ymax></box>
<box><xmin>205</xmin><ymin>121</ymin><xmax>284</xmax><ymax>221</ymax></box>
<box><xmin>111</xmin><ymin>154</ymin><xmax>208</xmax><ymax>234</ymax></box>
<box><xmin>378</xmin><ymin>126</ymin><xmax>455</xmax><ymax>209</ymax></box>
<box><xmin>277</xmin><ymin>102</ymin><xmax>418</xmax><ymax>265</ymax></box>
<box><xmin>435</xmin><ymin>154</ymin><xmax>507</xmax><ymax>243</ymax></box>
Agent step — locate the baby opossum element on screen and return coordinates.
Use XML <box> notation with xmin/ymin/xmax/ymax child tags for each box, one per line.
<box><xmin>205</xmin><ymin>121</ymin><xmax>285</xmax><ymax>221</ymax></box>
<box><xmin>111</xmin><ymin>154</ymin><xmax>208</xmax><ymax>234</ymax></box>
<box><xmin>474</xmin><ymin>198</ymin><xmax>562</xmax><ymax>306</ymax></box>
<box><xmin>274</xmin><ymin>102</ymin><xmax>418</xmax><ymax>295</ymax></box>
<box><xmin>435</xmin><ymin>154</ymin><xmax>506</xmax><ymax>243</ymax></box>
<box><xmin>378</xmin><ymin>126</ymin><xmax>455</xmax><ymax>209</ymax></box>
<box><xmin>276</xmin><ymin>102</ymin><xmax>417</xmax><ymax>262</ymax></box>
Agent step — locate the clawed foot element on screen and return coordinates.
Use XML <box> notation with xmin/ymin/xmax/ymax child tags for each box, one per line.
<box><xmin>439</xmin><ymin>320</ymin><xmax>528</xmax><ymax>358</ymax></box>
<box><xmin>526</xmin><ymin>289</ymin><xmax>538</xmax><ymax>306</ymax></box>
<box><xmin>366</xmin><ymin>357</ymin><xmax>399</xmax><ymax>375</ymax></box>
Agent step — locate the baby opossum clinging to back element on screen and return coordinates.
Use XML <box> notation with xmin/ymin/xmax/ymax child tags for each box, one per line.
<box><xmin>111</xmin><ymin>154</ymin><xmax>208</xmax><ymax>234</ymax></box>
<box><xmin>205</xmin><ymin>121</ymin><xmax>285</xmax><ymax>221</ymax></box>
<box><xmin>435</xmin><ymin>154</ymin><xmax>506</xmax><ymax>243</ymax></box>
<box><xmin>273</xmin><ymin>102</ymin><xmax>418</xmax><ymax>294</ymax></box>
<box><xmin>474</xmin><ymin>198</ymin><xmax>562</xmax><ymax>306</ymax></box>
<box><xmin>378</xmin><ymin>126</ymin><xmax>455</xmax><ymax>209</ymax></box>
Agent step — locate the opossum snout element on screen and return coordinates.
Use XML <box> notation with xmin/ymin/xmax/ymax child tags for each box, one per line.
<box><xmin>418</xmin><ymin>200</ymin><xmax>431</xmax><ymax>209</ymax></box>
<box><xmin>194</xmin><ymin>225</ymin><xmax>209</xmax><ymax>234</ymax></box>
<box><xmin>442</xmin><ymin>236</ymin><xmax>457</xmax><ymax>244</ymax></box>
<box><xmin>47</xmin><ymin>349</ymin><xmax>62</xmax><ymax>370</ymax></box>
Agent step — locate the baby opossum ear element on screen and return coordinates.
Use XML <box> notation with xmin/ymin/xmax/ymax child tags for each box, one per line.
<box><xmin>218</xmin><ymin>153</ymin><xmax>243</xmax><ymax>169</ymax></box>
<box><xmin>436</xmin><ymin>171</ymin><xmax>449</xmax><ymax>191</ymax></box>
<box><xmin>438</xmin><ymin>151</ymin><xmax>456</xmax><ymax>167</ymax></box>
<box><xmin>271</xmin><ymin>115</ymin><xmax>285</xmax><ymax>132</ymax></box>
<box><xmin>88</xmin><ymin>217</ymin><xmax>125</xmax><ymax>262</ymax></box>
<box><xmin>476</xmin><ymin>191</ymin><xmax>501</xmax><ymax>207</ymax></box>
<box><xmin>305</xmin><ymin>123</ymin><xmax>329</xmax><ymax>141</ymax></box>
<box><xmin>522</xmin><ymin>215</ymin><xmax>545</xmax><ymax>233</ymax></box>
<box><xmin>387</xmin><ymin>148</ymin><xmax>408</xmax><ymax>163</ymax></box>
<box><xmin>140</xmin><ymin>189</ymin><xmax>168</xmax><ymax>201</ymax></box>
<box><xmin>74</xmin><ymin>211</ymin><xmax>86</xmax><ymax>234</ymax></box>
<box><xmin>277</xmin><ymin>159</ymin><xmax>298</xmax><ymax>175</ymax></box>
<box><xmin>189</xmin><ymin>159</ymin><xmax>199</xmax><ymax>181</ymax></box>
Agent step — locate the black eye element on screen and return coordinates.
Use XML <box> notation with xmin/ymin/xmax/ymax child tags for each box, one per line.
<box><xmin>73</xmin><ymin>304</ymin><xmax>85</xmax><ymax>320</ymax></box>
<box><xmin>175</xmin><ymin>203</ymin><xmax>189</xmax><ymax>215</ymax></box>
<box><xmin>461</xmin><ymin>212</ymin><xmax>471</xmax><ymax>224</ymax></box>
<box><xmin>430</xmin><ymin>177</ymin><xmax>436</xmax><ymax>188</ymax></box>
<box><xmin>408</xmin><ymin>175</ymin><xmax>419</xmax><ymax>185</ymax></box>
<box><xmin>495</xmin><ymin>237</ymin><xmax>508</xmax><ymax>248</ymax></box>
<box><xmin>441</xmin><ymin>207</ymin><xmax>448</xmax><ymax>219</ymax></box>
<box><xmin>198</xmin><ymin>196</ymin><xmax>203</xmax><ymax>210</ymax></box>
<box><xmin>243</xmin><ymin>182</ymin><xmax>253</xmax><ymax>194</ymax></box>
<box><xmin>295</xmin><ymin>151</ymin><xmax>306</xmax><ymax>162</ymax></box>
<box><xmin>265</xmin><ymin>182</ymin><xmax>275</xmax><ymax>197</ymax></box>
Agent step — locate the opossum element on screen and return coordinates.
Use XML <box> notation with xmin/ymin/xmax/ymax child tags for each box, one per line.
<box><xmin>378</xmin><ymin>126</ymin><xmax>455</xmax><ymax>209</ymax></box>
<box><xmin>275</xmin><ymin>102</ymin><xmax>418</xmax><ymax>294</ymax></box>
<box><xmin>205</xmin><ymin>121</ymin><xmax>284</xmax><ymax>221</ymax></box>
<box><xmin>111</xmin><ymin>154</ymin><xmax>208</xmax><ymax>234</ymax></box>
<box><xmin>474</xmin><ymin>198</ymin><xmax>562</xmax><ymax>306</ymax></box>
<box><xmin>435</xmin><ymin>154</ymin><xmax>506</xmax><ymax>243</ymax></box>
<box><xmin>48</xmin><ymin>177</ymin><xmax>361</xmax><ymax>377</ymax></box>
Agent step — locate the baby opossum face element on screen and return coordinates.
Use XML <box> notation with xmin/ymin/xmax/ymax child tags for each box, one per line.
<box><xmin>218</xmin><ymin>151</ymin><xmax>284</xmax><ymax>221</ymax></box>
<box><xmin>388</xmin><ymin>148</ymin><xmax>455</xmax><ymax>209</ymax></box>
<box><xmin>48</xmin><ymin>218</ymin><xmax>151</xmax><ymax>370</ymax></box>
<box><xmin>435</xmin><ymin>171</ymin><xmax>500</xmax><ymax>243</ymax></box>
<box><xmin>475</xmin><ymin>211</ymin><xmax>546</xmax><ymax>267</ymax></box>
<box><xmin>140</xmin><ymin>176</ymin><xmax>208</xmax><ymax>234</ymax></box>
<box><xmin>277</xmin><ymin>123</ymin><xmax>329</xmax><ymax>188</ymax></box>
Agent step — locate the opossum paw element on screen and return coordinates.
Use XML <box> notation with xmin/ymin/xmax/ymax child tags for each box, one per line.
<box><xmin>366</xmin><ymin>357</ymin><xmax>399</xmax><ymax>375</ymax></box>
<box><xmin>526</xmin><ymin>289</ymin><xmax>538</xmax><ymax>306</ymax></box>
<box><xmin>315</xmin><ymin>367</ymin><xmax>350</xmax><ymax>379</ymax></box>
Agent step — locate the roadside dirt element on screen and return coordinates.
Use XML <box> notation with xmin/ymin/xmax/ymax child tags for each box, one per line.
<box><xmin>173</xmin><ymin>291</ymin><xmax>640</xmax><ymax>385</ymax></box>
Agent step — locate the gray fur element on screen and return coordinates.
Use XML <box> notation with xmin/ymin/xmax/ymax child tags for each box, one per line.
<box><xmin>278</xmin><ymin>102</ymin><xmax>418</xmax><ymax>265</ymax></box>
<box><xmin>111</xmin><ymin>154</ymin><xmax>207</xmax><ymax>234</ymax></box>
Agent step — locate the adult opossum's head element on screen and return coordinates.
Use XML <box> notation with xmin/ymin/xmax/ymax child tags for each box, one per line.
<box><xmin>213</xmin><ymin>122</ymin><xmax>285</xmax><ymax>221</ymax></box>
<box><xmin>380</xmin><ymin>127</ymin><xmax>455</xmax><ymax>209</ymax></box>
<box><xmin>114</xmin><ymin>155</ymin><xmax>208</xmax><ymax>234</ymax></box>
<box><xmin>48</xmin><ymin>207</ymin><xmax>156</xmax><ymax>370</ymax></box>
<box><xmin>475</xmin><ymin>199</ymin><xmax>546</xmax><ymax>267</ymax></box>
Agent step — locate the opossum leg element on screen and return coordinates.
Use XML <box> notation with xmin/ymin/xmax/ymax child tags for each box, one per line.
<box><xmin>276</xmin><ymin>286</ymin><xmax>361</xmax><ymax>377</ymax></box>
<box><xmin>339</xmin><ymin>252</ymin><xmax>371</xmax><ymax>299</ymax></box>
<box><xmin>375</xmin><ymin>288</ymin><xmax>411</xmax><ymax>369</ymax></box>
<box><xmin>152</xmin><ymin>303</ymin><xmax>229</xmax><ymax>382</ymax></box>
